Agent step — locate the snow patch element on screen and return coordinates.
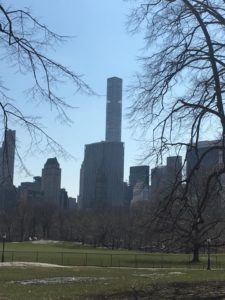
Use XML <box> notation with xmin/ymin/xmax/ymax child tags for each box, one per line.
<box><xmin>9</xmin><ymin>276</ymin><xmax>107</xmax><ymax>285</ymax></box>
<box><xmin>168</xmin><ymin>271</ymin><xmax>183</xmax><ymax>275</ymax></box>
<box><xmin>0</xmin><ymin>262</ymin><xmax>69</xmax><ymax>268</ymax></box>
<box><xmin>31</xmin><ymin>240</ymin><xmax>60</xmax><ymax>244</ymax></box>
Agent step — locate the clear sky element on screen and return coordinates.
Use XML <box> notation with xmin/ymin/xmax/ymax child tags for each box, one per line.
<box><xmin>2</xmin><ymin>0</ymin><xmax>146</xmax><ymax>198</ymax></box>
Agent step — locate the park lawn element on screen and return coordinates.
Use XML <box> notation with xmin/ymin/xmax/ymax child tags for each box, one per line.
<box><xmin>5</xmin><ymin>241</ymin><xmax>141</xmax><ymax>253</ymax></box>
<box><xmin>2</xmin><ymin>241</ymin><xmax>225</xmax><ymax>268</ymax></box>
<box><xmin>2</xmin><ymin>241</ymin><xmax>195</xmax><ymax>268</ymax></box>
<box><xmin>0</xmin><ymin>265</ymin><xmax>225</xmax><ymax>299</ymax></box>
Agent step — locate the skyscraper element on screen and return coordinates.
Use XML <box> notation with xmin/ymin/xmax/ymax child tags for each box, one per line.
<box><xmin>186</xmin><ymin>140</ymin><xmax>224</xmax><ymax>193</ymax></box>
<box><xmin>41</xmin><ymin>157</ymin><xmax>61</xmax><ymax>206</ymax></box>
<box><xmin>105</xmin><ymin>77</ymin><xmax>122</xmax><ymax>142</ymax></box>
<box><xmin>166</xmin><ymin>156</ymin><xmax>182</xmax><ymax>187</ymax></box>
<box><xmin>79</xmin><ymin>77</ymin><xmax>124</xmax><ymax>209</ymax></box>
<box><xmin>151</xmin><ymin>166</ymin><xmax>167</xmax><ymax>200</ymax></box>
<box><xmin>150</xmin><ymin>156</ymin><xmax>182</xmax><ymax>201</ymax></box>
<box><xmin>78</xmin><ymin>141</ymin><xmax>124</xmax><ymax>208</ymax></box>
<box><xmin>0</xmin><ymin>129</ymin><xmax>16</xmax><ymax>187</ymax></box>
<box><xmin>186</xmin><ymin>140</ymin><xmax>222</xmax><ymax>176</ymax></box>
<box><xmin>129</xmin><ymin>166</ymin><xmax>149</xmax><ymax>190</ymax></box>
<box><xmin>18</xmin><ymin>176</ymin><xmax>43</xmax><ymax>204</ymax></box>
<box><xmin>129</xmin><ymin>166</ymin><xmax>150</xmax><ymax>204</ymax></box>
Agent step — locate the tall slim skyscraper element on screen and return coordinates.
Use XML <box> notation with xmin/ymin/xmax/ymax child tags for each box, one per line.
<box><xmin>0</xmin><ymin>129</ymin><xmax>16</xmax><ymax>187</ymax></box>
<box><xmin>79</xmin><ymin>76</ymin><xmax>124</xmax><ymax>209</ymax></box>
<box><xmin>41</xmin><ymin>157</ymin><xmax>61</xmax><ymax>206</ymax></box>
<box><xmin>105</xmin><ymin>77</ymin><xmax>122</xmax><ymax>142</ymax></box>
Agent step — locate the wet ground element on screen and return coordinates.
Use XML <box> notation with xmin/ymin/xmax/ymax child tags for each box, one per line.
<box><xmin>1</xmin><ymin>262</ymin><xmax>225</xmax><ymax>299</ymax></box>
<box><xmin>102</xmin><ymin>282</ymin><xmax>225</xmax><ymax>300</ymax></box>
<box><xmin>8</xmin><ymin>277</ymin><xmax>225</xmax><ymax>299</ymax></box>
<box><xmin>9</xmin><ymin>276</ymin><xmax>107</xmax><ymax>285</ymax></box>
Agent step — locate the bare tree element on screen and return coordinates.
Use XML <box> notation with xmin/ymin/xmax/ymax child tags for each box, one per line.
<box><xmin>155</xmin><ymin>171</ymin><xmax>225</xmax><ymax>261</ymax></box>
<box><xmin>0</xmin><ymin>3</ymin><xmax>92</xmax><ymax>162</ymax></box>
<box><xmin>128</xmin><ymin>0</ymin><xmax>225</xmax><ymax>247</ymax></box>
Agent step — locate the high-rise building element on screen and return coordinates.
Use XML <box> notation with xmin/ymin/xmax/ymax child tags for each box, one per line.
<box><xmin>129</xmin><ymin>165</ymin><xmax>149</xmax><ymax>205</ymax></box>
<box><xmin>131</xmin><ymin>181</ymin><xmax>149</xmax><ymax>206</ymax></box>
<box><xmin>166</xmin><ymin>156</ymin><xmax>182</xmax><ymax>186</ymax></box>
<box><xmin>18</xmin><ymin>176</ymin><xmax>43</xmax><ymax>203</ymax></box>
<box><xmin>151</xmin><ymin>166</ymin><xmax>167</xmax><ymax>200</ymax></box>
<box><xmin>60</xmin><ymin>188</ymin><xmax>69</xmax><ymax>209</ymax></box>
<box><xmin>78</xmin><ymin>77</ymin><xmax>124</xmax><ymax>208</ymax></box>
<box><xmin>41</xmin><ymin>157</ymin><xmax>61</xmax><ymax>206</ymax></box>
<box><xmin>186</xmin><ymin>140</ymin><xmax>222</xmax><ymax>176</ymax></box>
<box><xmin>129</xmin><ymin>166</ymin><xmax>149</xmax><ymax>190</ymax></box>
<box><xmin>150</xmin><ymin>156</ymin><xmax>182</xmax><ymax>201</ymax></box>
<box><xmin>78</xmin><ymin>141</ymin><xmax>124</xmax><ymax>209</ymax></box>
<box><xmin>79</xmin><ymin>76</ymin><xmax>124</xmax><ymax>209</ymax></box>
<box><xmin>186</xmin><ymin>140</ymin><xmax>224</xmax><ymax>193</ymax></box>
<box><xmin>0</xmin><ymin>129</ymin><xmax>16</xmax><ymax>187</ymax></box>
<box><xmin>0</xmin><ymin>129</ymin><xmax>16</xmax><ymax>210</ymax></box>
<box><xmin>105</xmin><ymin>77</ymin><xmax>122</xmax><ymax>142</ymax></box>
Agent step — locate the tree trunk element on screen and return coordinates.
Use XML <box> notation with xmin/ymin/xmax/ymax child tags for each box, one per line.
<box><xmin>192</xmin><ymin>245</ymin><xmax>200</xmax><ymax>263</ymax></box>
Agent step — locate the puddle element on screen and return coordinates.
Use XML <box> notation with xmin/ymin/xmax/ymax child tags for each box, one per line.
<box><xmin>133</xmin><ymin>271</ymin><xmax>184</xmax><ymax>278</ymax></box>
<box><xmin>10</xmin><ymin>276</ymin><xmax>108</xmax><ymax>285</ymax></box>
<box><xmin>0</xmin><ymin>262</ymin><xmax>69</xmax><ymax>268</ymax></box>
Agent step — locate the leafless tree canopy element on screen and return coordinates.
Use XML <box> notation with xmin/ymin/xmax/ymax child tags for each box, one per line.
<box><xmin>128</xmin><ymin>0</ymin><xmax>225</xmax><ymax>257</ymax></box>
<box><xmin>128</xmin><ymin>0</ymin><xmax>225</xmax><ymax>161</ymax></box>
<box><xmin>0</xmin><ymin>3</ymin><xmax>92</xmax><ymax>158</ymax></box>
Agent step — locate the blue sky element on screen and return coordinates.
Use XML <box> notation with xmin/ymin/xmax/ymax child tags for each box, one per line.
<box><xmin>2</xmin><ymin>0</ymin><xmax>147</xmax><ymax>197</ymax></box>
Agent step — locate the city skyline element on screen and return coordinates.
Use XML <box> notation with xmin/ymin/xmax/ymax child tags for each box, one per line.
<box><xmin>0</xmin><ymin>3</ymin><xmax>224</xmax><ymax>295</ymax></box>
<box><xmin>1</xmin><ymin>1</ymin><xmax>216</xmax><ymax>198</ymax></box>
<box><xmin>1</xmin><ymin>0</ymin><xmax>146</xmax><ymax>198</ymax></box>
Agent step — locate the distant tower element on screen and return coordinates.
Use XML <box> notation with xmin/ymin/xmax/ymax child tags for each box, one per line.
<box><xmin>0</xmin><ymin>129</ymin><xmax>16</xmax><ymax>187</ymax></box>
<box><xmin>78</xmin><ymin>76</ymin><xmax>124</xmax><ymax>209</ymax></box>
<box><xmin>105</xmin><ymin>77</ymin><xmax>122</xmax><ymax>142</ymax></box>
<box><xmin>41</xmin><ymin>157</ymin><xmax>61</xmax><ymax>206</ymax></box>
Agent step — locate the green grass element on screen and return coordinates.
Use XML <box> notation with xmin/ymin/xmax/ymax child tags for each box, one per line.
<box><xmin>2</xmin><ymin>241</ymin><xmax>225</xmax><ymax>269</ymax></box>
<box><xmin>1</xmin><ymin>242</ymin><xmax>225</xmax><ymax>299</ymax></box>
<box><xmin>0</xmin><ymin>265</ymin><xmax>225</xmax><ymax>299</ymax></box>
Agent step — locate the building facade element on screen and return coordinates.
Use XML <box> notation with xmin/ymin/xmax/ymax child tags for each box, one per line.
<box><xmin>186</xmin><ymin>140</ymin><xmax>224</xmax><ymax>197</ymax></box>
<box><xmin>79</xmin><ymin>76</ymin><xmax>124</xmax><ymax>209</ymax></box>
<box><xmin>129</xmin><ymin>165</ymin><xmax>149</xmax><ymax>204</ymax></box>
<box><xmin>166</xmin><ymin>156</ymin><xmax>182</xmax><ymax>188</ymax></box>
<box><xmin>150</xmin><ymin>156</ymin><xmax>182</xmax><ymax>201</ymax></box>
<box><xmin>0</xmin><ymin>130</ymin><xmax>16</xmax><ymax>210</ymax></box>
<box><xmin>105</xmin><ymin>77</ymin><xmax>122</xmax><ymax>142</ymax></box>
<box><xmin>78</xmin><ymin>141</ymin><xmax>124</xmax><ymax>209</ymax></box>
<box><xmin>186</xmin><ymin>140</ymin><xmax>222</xmax><ymax>176</ymax></box>
<box><xmin>41</xmin><ymin>158</ymin><xmax>61</xmax><ymax>206</ymax></box>
<box><xmin>151</xmin><ymin>165</ymin><xmax>167</xmax><ymax>200</ymax></box>
<box><xmin>129</xmin><ymin>165</ymin><xmax>149</xmax><ymax>190</ymax></box>
<box><xmin>0</xmin><ymin>129</ymin><xmax>16</xmax><ymax>187</ymax></box>
<box><xmin>18</xmin><ymin>176</ymin><xmax>43</xmax><ymax>204</ymax></box>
